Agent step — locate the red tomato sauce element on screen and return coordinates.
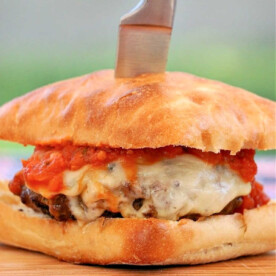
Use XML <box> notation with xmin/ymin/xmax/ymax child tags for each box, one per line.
<box><xmin>234</xmin><ymin>180</ymin><xmax>270</xmax><ymax>213</ymax></box>
<box><xmin>8</xmin><ymin>145</ymin><xmax>269</xmax><ymax>213</ymax></box>
<box><xmin>9</xmin><ymin>171</ymin><xmax>24</xmax><ymax>196</ymax></box>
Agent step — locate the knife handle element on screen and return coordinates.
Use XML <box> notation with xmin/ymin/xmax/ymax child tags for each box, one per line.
<box><xmin>121</xmin><ymin>0</ymin><xmax>176</xmax><ymax>28</ymax></box>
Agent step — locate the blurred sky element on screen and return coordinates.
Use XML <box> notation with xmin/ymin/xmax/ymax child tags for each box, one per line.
<box><xmin>0</xmin><ymin>0</ymin><xmax>275</xmax><ymax>105</ymax></box>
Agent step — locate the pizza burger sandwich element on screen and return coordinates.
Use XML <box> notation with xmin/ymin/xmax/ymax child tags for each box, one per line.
<box><xmin>0</xmin><ymin>70</ymin><xmax>275</xmax><ymax>265</ymax></box>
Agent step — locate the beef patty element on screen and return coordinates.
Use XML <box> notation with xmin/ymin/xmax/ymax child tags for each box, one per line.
<box><xmin>20</xmin><ymin>186</ymin><xmax>74</xmax><ymax>221</ymax></box>
<box><xmin>19</xmin><ymin>185</ymin><xmax>242</xmax><ymax>221</ymax></box>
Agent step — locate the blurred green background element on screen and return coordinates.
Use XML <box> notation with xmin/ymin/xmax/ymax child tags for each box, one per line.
<box><xmin>0</xmin><ymin>0</ymin><xmax>275</xmax><ymax>155</ymax></box>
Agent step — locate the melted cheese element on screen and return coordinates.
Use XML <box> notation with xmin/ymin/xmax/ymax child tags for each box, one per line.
<box><xmin>58</xmin><ymin>154</ymin><xmax>251</xmax><ymax>222</ymax></box>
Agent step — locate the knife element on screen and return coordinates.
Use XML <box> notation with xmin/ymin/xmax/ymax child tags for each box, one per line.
<box><xmin>115</xmin><ymin>0</ymin><xmax>177</xmax><ymax>78</ymax></box>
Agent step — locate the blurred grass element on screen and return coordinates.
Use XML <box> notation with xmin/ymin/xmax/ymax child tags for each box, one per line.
<box><xmin>0</xmin><ymin>141</ymin><xmax>33</xmax><ymax>157</ymax></box>
<box><xmin>0</xmin><ymin>42</ymin><xmax>275</xmax><ymax>106</ymax></box>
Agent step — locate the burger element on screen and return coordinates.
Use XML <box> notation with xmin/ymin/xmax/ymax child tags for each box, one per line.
<box><xmin>0</xmin><ymin>70</ymin><xmax>275</xmax><ymax>265</ymax></box>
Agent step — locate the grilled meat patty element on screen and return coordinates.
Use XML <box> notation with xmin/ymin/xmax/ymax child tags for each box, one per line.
<box><xmin>20</xmin><ymin>186</ymin><xmax>73</xmax><ymax>221</ymax></box>
<box><xmin>19</xmin><ymin>185</ymin><xmax>242</xmax><ymax>221</ymax></box>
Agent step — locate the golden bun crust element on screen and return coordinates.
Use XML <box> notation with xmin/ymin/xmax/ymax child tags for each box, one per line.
<box><xmin>0</xmin><ymin>70</ymin><xmax>275</xmax><ymax>153</ymax></box>
<box><xmin>0</xmin><ymin>180</ymin><xmax>275</xmax><ymax>265</ymax></box>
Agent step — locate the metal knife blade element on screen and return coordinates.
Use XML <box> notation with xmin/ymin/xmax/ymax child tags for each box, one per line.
<box><xmin>115</xmin><ymin>0</ymin><xmax>176</xmax><ymax>78</ymax></box>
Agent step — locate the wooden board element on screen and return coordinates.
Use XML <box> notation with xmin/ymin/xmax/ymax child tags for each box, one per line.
<box><xmin>0</xmin><ymin>244</ymin><xmax>275</xmax><ymax>275</ymax></box>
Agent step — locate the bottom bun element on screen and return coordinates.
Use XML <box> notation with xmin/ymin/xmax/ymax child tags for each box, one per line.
<box><xmin>0</xmin><ymin>180</ymin><xmax>275</xmax><ymax>265</ymax></box>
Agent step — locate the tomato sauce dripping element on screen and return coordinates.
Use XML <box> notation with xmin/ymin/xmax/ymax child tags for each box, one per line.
<box><xmin>9</xmin><ymin>171</ymin><xmax>24</xmax><ymax>196</ymax></box>
<box><xmin>234</xmin><ymin>180</ymin><xmax>270</xmax><ymax>213</ymax></box>
<box><xmin>21</xmin><ymin>150</ymin><xmax>67</xmax><ymax>193</ymax></box>
<box><xmin>8</xmin><ymin>144</ymin><xmax>269</xmax><ymax>213</ymax></box>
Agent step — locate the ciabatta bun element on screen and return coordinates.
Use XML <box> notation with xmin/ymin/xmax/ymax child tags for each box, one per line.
<box><xmin>0</xmin><ymin>180</ymin><xmax>275</xmax><ymax>265</ymax></box>
<box><xmin>0</xmin><ymin>70</ymin><xmax>275</xmax><ymax>154</ymax></box>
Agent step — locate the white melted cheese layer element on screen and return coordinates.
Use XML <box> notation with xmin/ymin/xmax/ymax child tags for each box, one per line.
<box><xmin>59</xmin><ymin>154</ymin><xmax>251</xmax><ymax>222</ymax></box>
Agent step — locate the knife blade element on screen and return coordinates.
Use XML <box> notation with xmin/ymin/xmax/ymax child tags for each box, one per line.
<box><xmin>115</xmin><ymin>0</ymin><xmax>176</xmax><ymax>78</ymax></box>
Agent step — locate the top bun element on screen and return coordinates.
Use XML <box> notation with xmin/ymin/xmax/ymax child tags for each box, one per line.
<box><xmin>0</xmin><ymin>70</ymin><xmax>275</xmax><ymax>153</ymax></box>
